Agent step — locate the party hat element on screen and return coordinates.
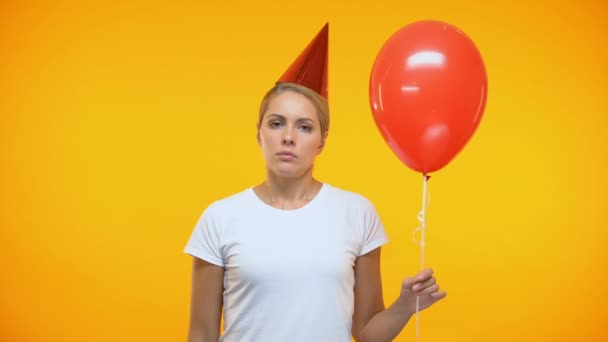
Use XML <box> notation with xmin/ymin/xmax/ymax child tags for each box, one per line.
<box><xmin>277</xmin><ymin>23</ymin><xmax>328</xmax><ymax>100</ymax></box>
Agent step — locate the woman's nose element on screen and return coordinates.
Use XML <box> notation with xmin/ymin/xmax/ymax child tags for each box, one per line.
<box><xmin>282</xmin><ymin>129</ymin><xmax>295</xmax><ymax>146</ymax></box>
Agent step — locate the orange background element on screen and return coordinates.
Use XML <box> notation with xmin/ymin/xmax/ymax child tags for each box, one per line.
<box><xmin>1</xmin><ymin>1</ymin><xmax>607</xmax><ymax>341</ymax></box>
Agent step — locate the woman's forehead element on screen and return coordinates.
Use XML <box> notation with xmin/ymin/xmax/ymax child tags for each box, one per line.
<box><xmin>265</xmin><ymin>92</ymin><xmax>318</xmax><ymax>120</ymax></box>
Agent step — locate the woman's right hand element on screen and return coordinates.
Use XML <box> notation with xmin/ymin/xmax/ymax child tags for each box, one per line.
<box><xmin>398</xmin><ymin>268</ymin><xmax>447</xmax><ymax>316</ymax></box>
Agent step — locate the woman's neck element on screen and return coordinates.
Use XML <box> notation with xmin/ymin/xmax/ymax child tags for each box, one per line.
<box><xmin>254</xmin><ymin>173</ymin><xmax>323</xmax><ymax>208</ymax></box>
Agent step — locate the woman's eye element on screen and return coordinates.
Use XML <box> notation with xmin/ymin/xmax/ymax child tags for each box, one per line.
<box><xmin>299</xmin><ymin>125</ymin><xmax>312</xmax><ymax>132</ymax></box>
<box><xmin>270</xmin><ymin>121</ymin><xmax>282</xmax><ymax>128</ymax></box>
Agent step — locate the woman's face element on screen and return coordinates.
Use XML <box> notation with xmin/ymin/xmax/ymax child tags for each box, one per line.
<box><xmin>258</xmin><ymin>91</ymin><xmax>325</xmax><ymax>179</ymax></box>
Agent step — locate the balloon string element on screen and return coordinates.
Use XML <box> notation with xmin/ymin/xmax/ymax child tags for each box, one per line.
<box><xmin>413</xmin><ymin>174</ymin><xmax>430</xmax><ymax>342</ymax></box>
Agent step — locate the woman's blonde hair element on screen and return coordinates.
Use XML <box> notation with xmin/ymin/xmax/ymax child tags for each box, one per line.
<box><xmin>257</xmin><ymin>82</ymin><xmax>329</xmax><ymax>138</ymax></box>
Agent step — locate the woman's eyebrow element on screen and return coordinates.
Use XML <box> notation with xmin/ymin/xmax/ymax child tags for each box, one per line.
<box><xmin>296</xmin><ymin>118</ymin><xmax>316</xmax><ymax>125</ymax></box>
<box><xmin>266</xmin><ymin>113</ymin><xmax>285</xmax><ymax>120</ymax></box>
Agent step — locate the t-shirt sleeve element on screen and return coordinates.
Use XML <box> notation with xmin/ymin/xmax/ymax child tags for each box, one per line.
<box><xmin>184</xmin><ymin>204</ymin><xmax>224</xmax><ymax>267</ymax></box>
<box><xmin>359</xmin><ymin>198</ymin><xmax>389</xmax><ymax>256</ymax></box>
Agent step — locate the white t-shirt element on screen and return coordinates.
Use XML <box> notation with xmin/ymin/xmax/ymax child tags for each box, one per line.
<box><xmin>184</xmin><ymin>183</ymin><xmax>388</xmax><ymax>342</ymax></box>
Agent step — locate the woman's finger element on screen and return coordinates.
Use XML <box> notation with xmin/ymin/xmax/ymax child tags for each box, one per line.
<box><xmin>412</xmin><ymin>276</ymin><xmax>435</xmax><ymax>291</ymax></box>
<box><xmin>430</xmin><ymin>291</ymin><xmax>447</xmax><ymax>300</ymax></box>
<box><xmin>415</xmin><ymin>268</ymin><xmax>433</xmax><ymax>282</ymax></box>
<box><xmin>416</xmin><ymin>283</ymin><xmax>439</xmax><ymax>295</ymax></box>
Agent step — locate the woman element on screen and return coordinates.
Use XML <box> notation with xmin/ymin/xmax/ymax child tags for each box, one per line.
<box><xmin>184</xmin><ymin>82</ymin><xmax>447</xmax><ymax>342</ymax></box>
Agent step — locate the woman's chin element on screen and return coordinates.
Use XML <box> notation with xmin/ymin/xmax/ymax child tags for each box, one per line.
<box><xmin>270</xmin><ymin>166</ymin><xmax>306</xmax><ymax>179</ymax></box>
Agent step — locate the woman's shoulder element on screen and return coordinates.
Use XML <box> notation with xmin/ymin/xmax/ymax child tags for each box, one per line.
<box><xmin>323</xmin><ymin>183</ymin><xmax>375</xmax><ymax>208</ymax></box>
<box><xmin>203</xmin><ymin>187</ymin><xmax>256</xmax><ymax>216</ymax></box>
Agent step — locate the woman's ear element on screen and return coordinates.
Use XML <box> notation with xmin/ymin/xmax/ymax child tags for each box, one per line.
<box><xmin>317</xmin><ymin>132</ymin><xmax>327</xmax><ymax>153</ymax></box>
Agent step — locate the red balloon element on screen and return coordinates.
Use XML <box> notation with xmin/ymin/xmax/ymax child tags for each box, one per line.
<box><xmin>369</xmin><ymin>20</ymin><xmax>488</xmax><ymax>174</ymax></box>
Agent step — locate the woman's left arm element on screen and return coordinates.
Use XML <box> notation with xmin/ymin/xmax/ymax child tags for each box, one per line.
<box><xmin>352</xmin><ymin>247</ymin><xmax>447</xmax><ymax>342</ymax></box>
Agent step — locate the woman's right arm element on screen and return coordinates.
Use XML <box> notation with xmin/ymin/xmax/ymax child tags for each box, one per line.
<box><xmin>187</xmin><ymin>257</ymin><xmax>224</xmax><ymax>342</ymax></box>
